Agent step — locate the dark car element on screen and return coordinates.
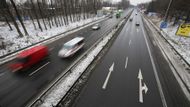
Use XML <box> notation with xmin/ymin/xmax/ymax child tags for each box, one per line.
<box><xmin>129</xmin><ymin>18</ymin><xmax>133</xmax><ymax>22</ymax></box>
<box><xmin>136</xmin><ymin>23</ymin><xmax>140</xmax><ymax>26</ymax></box>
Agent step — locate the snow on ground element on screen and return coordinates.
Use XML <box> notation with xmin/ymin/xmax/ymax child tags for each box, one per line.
<box><xmin>37</xmin><ymin>18</ymin><xmax>125</xmax><ymax>107</ymax></box>
<box><xmin>148</xmin><ymin>15</ymin><xmax>190</xmax><ymax>64</ymax></box>
<box><xmin>38</xmin><ymin>27</ymin><xmax>118</xmax><ymax>107</ymax></box>
<box><xmin>0</xmin><ymin>16</ymin><xmax>105</xmax><ymax>57</ymax></box>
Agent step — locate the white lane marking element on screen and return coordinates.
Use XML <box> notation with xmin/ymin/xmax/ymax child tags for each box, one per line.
<box><xmin>49</xmin><ymin>47</ymin><xmax>55</xmax><ymax>51</ymax></box>
<box><xmin>138</xmin><ymin>69</ymin><xmax>148</xmax><ymax>103</ymax></box>
<box><xmin>129</xmin><ymin>40</ymin><xmax>132</xmax><ymax>46</ymax></box>
<box><xmin>141</xmin><ymin>21</ymin><xmax>168</xmax><ymax>107</ymax></box>
<box><xmin>125</xmin><ymin>57</ymin><xmax>128</xmax><ymax>69</ymax></box>
<box><xmin>102</xmin><ymin>63</ymin><xmax>114</xmax><ymax>90</ymax></box>
<box><xmin>0</xmin><ymin>72</ymin><xmax>5</xmax><ymax>77</ymax></box>
<box><xmin>29</xmin><ymin>62</ymin><xmax>50</xmax><ymax>76</ymax></box>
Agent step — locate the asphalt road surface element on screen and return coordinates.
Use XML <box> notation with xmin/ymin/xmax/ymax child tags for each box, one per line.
<box><xmin>0</xmin><ymin>10</ymin><xmax>131</xmax><ymax>107</ymax></box>
<box><xmin>72</xmin><ymin>10</ymin><xmax>190</xmax><ymax>107</ymax></box>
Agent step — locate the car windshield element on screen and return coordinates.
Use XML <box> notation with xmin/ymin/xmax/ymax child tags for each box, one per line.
<box><xmin>63</xmin><ymin>44</ymin><xmax>73</xmax><ymax>50</ymax></box>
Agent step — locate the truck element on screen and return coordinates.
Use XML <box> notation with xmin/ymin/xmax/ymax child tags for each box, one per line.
<box><xmin>116</xmin><ymin>12</ymin><xmax>121</xmax><ymax>18</ymax></box>
<box><xmin>10</xmin><ymin>45</ymin><xmax>49</xmax><ymax>72</ymax></box>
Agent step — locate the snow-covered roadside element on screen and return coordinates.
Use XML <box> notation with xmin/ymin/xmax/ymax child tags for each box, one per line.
<box><xmin>143</xmin><ymin>14</ymin><xmax>190</xmax><ymax>102</ymax></box>
<box><xmin>0</xmin><ymin>16</ymin><xmax>105</xmax><ymax>57</ymax></box>
<box><xmin>147</xmin><ymin>15</ymin><xmax>190</xmax><ymax>65</ymax></box>
<box><xmin>29</xmin><ymin>18</ymin><xmax>126</xmax><ymax>107</ymax></box>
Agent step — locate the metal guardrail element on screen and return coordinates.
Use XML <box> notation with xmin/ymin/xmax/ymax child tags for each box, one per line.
<box><xmin>143</xmin><ymin>14</ymin><xmax>190</xmax><ymax>68</ymax></box>
<box><xmin>142</xmin><ymin>14</ymin><xmax>190</xmax><ymax>95</ymax></box>
<box><xmin>56</xmin><ymin>12</ymin><xmax>132</xmax><ymax>107</ymax></box>
<box><xmin>27</xmin><ymin>11</ymin><xmax>133</xmax><ymax>107</ymax></box>
<box><xmin>0</xmin><ymin>16</ymin><xmax>109</xmax><ymax>65</ymax></box>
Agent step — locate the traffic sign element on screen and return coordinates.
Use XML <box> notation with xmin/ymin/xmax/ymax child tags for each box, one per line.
<box><xmin>176</xmin><ymin>24</ymin><xmax>190</xmax><ymax>37</ymax></box>
<box><xmin>160</xmin><ymin>21</ymin><xmax>168</xmax><ymax>29</ymax></box>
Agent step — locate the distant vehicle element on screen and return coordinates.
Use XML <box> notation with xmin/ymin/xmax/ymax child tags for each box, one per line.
<box><xmin>109</xmin><ymin>15</ymin><xmax>113</xmax><ymax>18</ymax></box>
<box><xmin>58</xmin><ymin>37</ymin><xmax>85</xmax><ymax>58</ymax></box>
<box><xmin>92</xmin><ymin>24</ymin><xmax>100</xmax><ymax>30</ymax></box>
<box><xmin>116</xmin><ymin>12</ymin><xmax>121</xmax><ymax>18</ymax></box>
<box><xmin>135</xmin><ymin>13</ymin><xmax>138</xmax><ymax>15</ymax></box>
<box><xmin>129</xmin><ymin>18</ymin><xmax>133</xmax><ymax>22</ymax></box>
<box><xmin>10</xmin><ymin>45</ymin><xmax>49</xmax><ymax>72</ymax></box>
<box><xmin>136</xmin><ymin>22</ymin><xmax>140</xmax><ymax>26</ymax></box>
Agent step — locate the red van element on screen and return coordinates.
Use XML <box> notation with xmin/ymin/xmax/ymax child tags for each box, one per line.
<box><xmin>10</xmin><ymin>45</ymin><xmax>49</xmax><ymax>72</ymax></box>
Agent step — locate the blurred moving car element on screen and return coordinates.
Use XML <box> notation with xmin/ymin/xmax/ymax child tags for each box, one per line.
<box><xmin>10</xmin><ymin>45</ymin><xmax>49</xmax><ymax>72</ymax></box>
<box><xmin>92</xmin><ymin>24</ymin><xmax>100</xmax><ymax>30</ymax></box>
<box><xmin>58</xmin><ymin>37</ymin><xmax>85</xmax><ymax>58</ymax></box>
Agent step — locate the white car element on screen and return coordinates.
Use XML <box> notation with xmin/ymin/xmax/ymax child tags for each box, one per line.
<box><xmin>58</xmin><ymin>37</ymin><xmax>85</xmax><ymax>58</ymax></box>
<box><xmin>92</xmin><ymin>24</ymin><xmax>100</xmax><ymax>30</ymax></box>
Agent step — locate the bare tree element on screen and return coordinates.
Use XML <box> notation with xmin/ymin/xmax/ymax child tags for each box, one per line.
<box><xmin>0</xmin><ymin>8</ymin><xmax>13</xmax><ymax>31</ymax></box>
<box><xmin>37</xmin><ymin>0</ymin><xmax>47</xmax><ymax>30</ymax></box>
<box><xmin>30</xmin><ymin>0</ymin><xmax>43</xmax><ymax>31</ymax></box>
<box><xmin>10</xmin><ymin>0</ymin><xmax>29</xmax><ymax>36</ymax></box>
<box><xmin>4</xmin><ymin>2</ymin><xmax>24</xmax><ymax>37</ymax></box>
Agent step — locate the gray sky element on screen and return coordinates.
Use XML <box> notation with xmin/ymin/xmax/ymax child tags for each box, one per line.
<box><xmin>16</xmin><ymin>0</ymin><xmax>151</xmax><ymax>6</ymax></box>
<box><xmin>129</xmin><ymin>0</ymin><xmax>151</xmax><ymax>5</ymax></box>
<box><xmin>111</xmin><ymin>0</ymin><xmax>152</xmax><ymax>5</ymax></box>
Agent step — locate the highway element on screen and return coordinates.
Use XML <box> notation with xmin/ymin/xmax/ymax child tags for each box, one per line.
<box><xmin>72</xmin><ymin>10</ymin><xmax>190</xmax><ymax>107</ymax></box>
<box><xmin>0</xmin><ymin>10</ymin><xmax>131</xmax><ymax>107</ymax></box>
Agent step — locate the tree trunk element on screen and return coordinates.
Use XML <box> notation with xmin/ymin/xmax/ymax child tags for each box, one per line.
<box><xmin>63</xmin><ymin>0</ymin><xmax>69</xmax><ymax>25</ymax></box>
<box><xmin>4</xmin><ymin>7</ymin><xmax>23</xmax><ymax>37</ymax></box>
<box><xmin>30</xmin><ymin>0</ymin><xmax>43</xmax><ymax>31</ymax></box>
<box><xmin>51</xmin><ymin>0</ymin><xmax>58</xmax><ymax>27</ymax></box>
<box><xmin>60</xmin><ymin>0</ymin><xmax>67</xmax><ymax>25</ymax></box>
<box><xmin>10</xmin><ymin>0</ymin><xmax>28</xmax><ymax>36</ymax></box>
<box><xmin>37</xmin><ymin>0</ymin><xmax>47</xmax><ymax>30</ymax></box>
<box><xmin>42</xmin><ymin>0</ymin><xmax>52</xmax><ymax>29</ymax></box>
<box><xmin>0</xmin><ymin>8</ymin><xmax>13</xmax><ymax>31</ymax></box>
<box><xmin>28</xmin><ymin>9</ymin><xmax>37</xmax><ymax>30</ymax></box>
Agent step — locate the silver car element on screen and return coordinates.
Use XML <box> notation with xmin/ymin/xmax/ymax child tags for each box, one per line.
<box><xmin>58</xmin><ymin>37</ymin><xmax>85</xmax><ymax>58</ymax></box>
<box><xmin>92</xmin><ymin>24</ymin><xmax>100</xmax><ymax>30</ymax></box>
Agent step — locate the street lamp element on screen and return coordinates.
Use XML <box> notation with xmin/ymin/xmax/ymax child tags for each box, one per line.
<box><xmin>164</xmin><ymin>0</ymin><xmax>174</xmax><ymax>22</ymax></box>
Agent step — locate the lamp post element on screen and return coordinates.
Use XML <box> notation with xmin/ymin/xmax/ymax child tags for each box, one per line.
<box><xmin>164</xmin><ymin>0</ymin><xmax>174</xmax><ymax>22</ymax></box>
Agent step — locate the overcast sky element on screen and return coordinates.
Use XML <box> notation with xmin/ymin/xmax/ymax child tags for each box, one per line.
<box><xmin>16</xmin><ymin>0</ymin><xmax>151</xmax><ymax>6</ymax></box>
<box><xmin>130</xmin><ymin>0</ymin><xmax>152</xmax><ymax>5</ymax></box>
<box><xmin>111</xmin><ymin>0</ymin><xmax>152</xmax><ymax>5</ymax></box>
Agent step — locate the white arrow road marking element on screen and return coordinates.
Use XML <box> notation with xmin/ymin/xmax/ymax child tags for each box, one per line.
<box><xmin>102</xmin><ymin>63</ymin><xmax>114</xmax><ymax>90</ymax></box>
<box><xmin>129</xmin><ymin>40</ymin><xmax>132</xmax><ymax>46</ymax></box>
<box><xmin>125</xmin><ymin>57</ymin><xmax>128</xmax><ymax>69</ymax></box>
<box><xmin>138</xmin><ymin>69</ymin><xmax>148</xmax><ymax>103</ymax></box>
<box><xmin>137</xmin><ymin>28</ymin><xmax>139</xmax><ymax>32</ymax></box>
<box><xmin>141</xmin><ymin>21</ymin><xmax>167</xmax><ymax>107</ymax></box>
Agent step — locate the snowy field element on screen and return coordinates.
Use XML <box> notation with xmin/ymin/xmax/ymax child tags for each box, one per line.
<box><xmin>148</xmin><ymin>15</ymin><xmax>190</xmax><ymax>64</ymax></box>
<box><xmin>0</xmin><ymin>16</ymin><xmax>104</xmax><ymax>57</ymax></box>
